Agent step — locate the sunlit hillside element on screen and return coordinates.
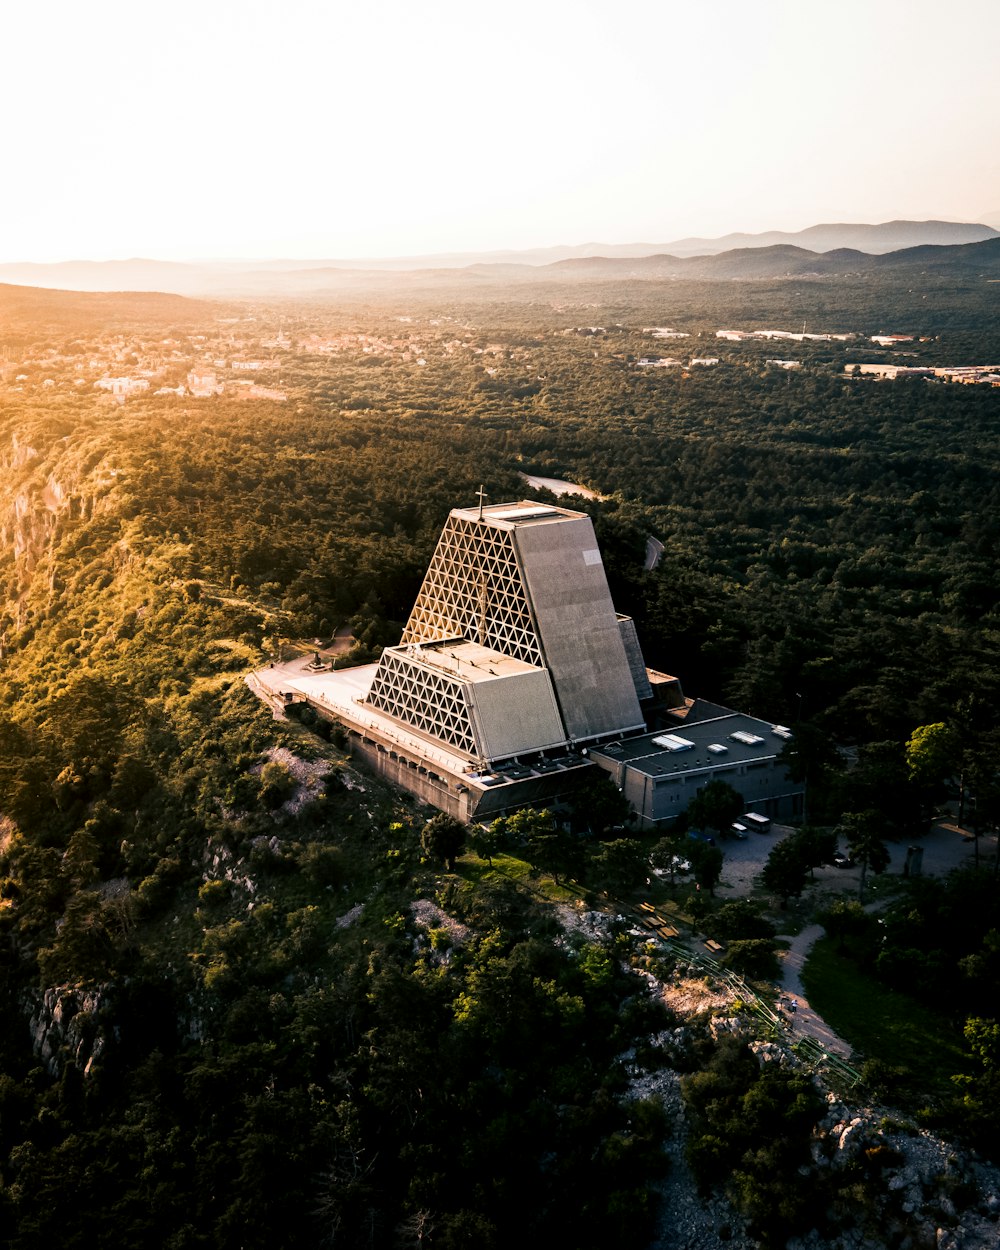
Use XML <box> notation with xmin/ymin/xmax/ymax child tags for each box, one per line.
<box><xmin>1</xmin><ymin>273</ymin><xmax>999</xmax><ymax>1249</ymax></box>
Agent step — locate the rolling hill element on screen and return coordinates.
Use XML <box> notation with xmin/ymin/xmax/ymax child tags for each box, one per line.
<box><xmin>2</xmin><ymin>221</ymin><xmax>998</xmax><ymax>297</ymax></box>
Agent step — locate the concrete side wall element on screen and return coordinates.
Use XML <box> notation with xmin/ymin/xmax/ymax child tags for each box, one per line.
<box><xmin>341</xmin><ymin>729</ymin><xmax>596</xmax><ymax>823</ymax></box>
<box><xmin>469</xmin><ymin>670</ymin><xmax>566</xmax><ymax>761</ymax></box>
<box><xmin>346</xmin><ymin>734</ymin><xmax>476</xmax><ymax>821</ymax></box>
<box><xmin>591</xmin><ymin>753</ymin><xmax>803</xmax><ymax>829</ymax></box>
<box><xmin>468</xmin><ymin>765</ymin><xmax>599</xmax><ymax>821</ymax></box>
<box><xmin>515</xmin><ymin>517</ymin><xmax>644</xmax><ymax>742</ymax></box>
<box><xmin>618</xmin><ymin>615</ymin><xmax>653</xmax><ymax>702</ymax></box>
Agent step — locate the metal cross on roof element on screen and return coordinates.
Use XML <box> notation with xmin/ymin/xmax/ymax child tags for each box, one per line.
<box><xmin>476</xmin><ymin>484</ymin><xmax>488</xmax><ymax>520</ymax></box>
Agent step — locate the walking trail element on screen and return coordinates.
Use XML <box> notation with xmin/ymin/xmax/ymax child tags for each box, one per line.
<box><xmin>775</xmin><ymin>923</ymin><xmax>852</xmax><ymax>1059</ymax></box>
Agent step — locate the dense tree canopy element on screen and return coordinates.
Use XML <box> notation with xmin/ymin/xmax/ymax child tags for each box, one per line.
<box><xmin>1</xmin><ymin>267</ymin><xmax>999</xmax><ymax>1240</ymax></box>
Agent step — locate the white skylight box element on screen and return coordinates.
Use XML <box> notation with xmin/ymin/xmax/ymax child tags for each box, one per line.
<box><xmin>652</xmin><ymin>733</ymin><xmax>696</xmax><ymax>752</ymax></box>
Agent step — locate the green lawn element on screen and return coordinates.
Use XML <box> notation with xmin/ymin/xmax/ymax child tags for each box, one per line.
<box><xmin>458</xmin><ymin>850</ymin><xmax>533</xmax><ymax>884</ymax></box>
<box><xmin>801</xmin><ymin>937</ymin><xmax>967</xmax><ymax>1101</ymax></box>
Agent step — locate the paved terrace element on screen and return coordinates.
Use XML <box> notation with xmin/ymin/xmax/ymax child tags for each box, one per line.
<box><xmin>251</xmin><ymin>655</ymin><xmax>473</xmax><ymax>774</ymax></box>
<box><xmin>248</xmin><ymin>653</ymin><xmax>594</xmax><ymax>801</ymax></box>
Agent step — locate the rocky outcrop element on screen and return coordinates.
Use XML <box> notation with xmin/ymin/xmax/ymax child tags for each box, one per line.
<box><xmin>631</xmin><ymin>1065</ymin><xmax>758</xmax><ymax>1250</ymax></box>
<box><xmin>26</xmin><ymin>984</ymin><xmax>110</xmax><ymax>1077</ymax></box>
<box><xmin>594</xmin><ymin>904</ymin><xmax>1000</xmax><ymax>1250</ymax></box>
<box><xmin>793</xmin><ymin>1095</ymin><xmax>1000</xmax><ymax>1250</ymax></box>
<box><xmin>0</xmin><ymin>427</ymin><xmax>124</xmax><ymax>599</ymax></box>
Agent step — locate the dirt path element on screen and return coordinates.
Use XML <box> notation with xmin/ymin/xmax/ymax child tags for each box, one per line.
<box><xmin>775</xmin><ymin>923</ymin><xmax>853</xmax><ymax>1059</ymax></box>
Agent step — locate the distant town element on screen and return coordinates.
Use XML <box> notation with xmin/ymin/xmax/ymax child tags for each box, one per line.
<box><xmin>632</xmin><ymin>326</ymin><xmax>1000</xmax><ymax>385</ymax></box>
<box><xmin>4</xmin><ymin>310</ymin><xmax>998</xmax><ymax>409</ymax></box>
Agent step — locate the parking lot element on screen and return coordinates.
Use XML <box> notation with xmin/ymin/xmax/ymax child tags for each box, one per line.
<box><xmin>713</xmin><ymin>816</ymin><xmax>994</xmax><ymax>900</ymax></box>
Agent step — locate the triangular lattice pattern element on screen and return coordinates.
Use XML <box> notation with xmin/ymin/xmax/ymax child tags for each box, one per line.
<box><xmin>401</xmin><ymin>516</ymin><xmax>542</xmax><ymax>666</ymax></box>
<box><xmin>366</xmin><ymin>649</ymin><xmax>479</xmax><ymax>756</ymax></box>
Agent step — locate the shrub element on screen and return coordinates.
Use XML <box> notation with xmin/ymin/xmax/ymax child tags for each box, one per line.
<box><xmin>259</xmin><ymin>760</ymin><xmax>296</xmax><ymax>809</ymax></box>
<box><xmin>297</xmin><ymin>842</ymin><xmax>344</xmax><ymax>888</ymax></box>
<box><xmin>720</xmin><ymin>939</ymin><xmax>780</xmax><ymax>980</ymax></box>
<box><xmin>712</xmin><ymin>900</ymin><xmax>777</xmax><ymax>943</ymax></box>
<box><xmin>198</xmin><ymin>879</ymin><xmax>229</xmax><ymax>907</ymax></box>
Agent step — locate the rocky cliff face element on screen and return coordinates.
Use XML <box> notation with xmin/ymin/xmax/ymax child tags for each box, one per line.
<box><xmin>626</xmin><ymin>1021</ymin><xmax>1000</xmax><ymax>1250</ymax></box>
<box><xmin>571</xmin><ymin>897</ymin><xmax>1000</xmax><ymax>1250</ymax></box>
<box><xmin>0</xmin><ymin>425</ymin><xmax>125</xmax><ymax>636</ymax></box>
<box><xmin>26</xmin><ymin>984</ymin><xmax>110</xmax><ymax>1078</ymax></box>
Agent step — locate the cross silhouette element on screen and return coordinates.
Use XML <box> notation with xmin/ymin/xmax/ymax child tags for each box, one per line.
<box><xmin>476</xmin><ymin>484</ymin><xmax>488</xmax><ymax>520</ymax></box>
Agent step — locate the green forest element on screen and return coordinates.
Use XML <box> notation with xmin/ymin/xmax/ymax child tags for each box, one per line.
<box><xmin>1</xmin><ymin>267</ymin><xmax>999</xmax><ymax>1248</ymax></box>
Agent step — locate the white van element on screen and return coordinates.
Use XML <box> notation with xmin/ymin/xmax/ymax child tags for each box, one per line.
<box><xmin>743</xmin><ymin>812</ymin><xmax>771</xmax><ymax>833</ymax></box>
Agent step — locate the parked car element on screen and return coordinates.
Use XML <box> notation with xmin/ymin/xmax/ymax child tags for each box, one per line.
<box><xmin>731</xmin><ymin>822</ymin><xmax>748</xmax><ymax>839</ymax></box>
<box><xmin>832</xmin><ymin>850</ymin><xmax>852</xmax><ymax>869</ymax></box>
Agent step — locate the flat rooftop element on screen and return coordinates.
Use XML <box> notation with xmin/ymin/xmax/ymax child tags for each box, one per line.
<box><xmin>394</xmin><ymin>638</ymin><xmax>545</xmax><ymax>683</ymax></box>
<box><xmin>590</xmin><ymin>712</ymin><xmax>792</xmax><ymax>779</ymax></box>
<box><xmin>255</xmin><ymin>661</ymin><xmax>481</xmax><ymax>773</ymax></box>
<box><xmin>451</xmin><ymin>499</ymin><xmax>587</xmax><ymax>528</ymax></box>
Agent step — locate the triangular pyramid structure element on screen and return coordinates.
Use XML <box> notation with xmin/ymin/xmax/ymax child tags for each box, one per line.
<box><xmin>252</xmin><ymin>496</ymin><xmax>803</xmax><ymax>826</ymax></box>
<box><xmin>364</xmin><ymin>500</ymin><xmax>648</xmax><ymax>763</ymax></box>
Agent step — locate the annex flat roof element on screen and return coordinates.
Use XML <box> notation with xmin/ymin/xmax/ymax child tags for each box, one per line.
<box><xmin>399</xmin><ymin>638</ymin><xmax>544</xmax><ymax>683</ymax></box>
<box><xmin>256</xmin><ymin>662</ymin><xmax>480</xmax><ymax>774</ymax></box>
<box><xmin>591</xmin><ymin>712</ymin><xmax>791</xmax><ymax>779</ymax></box>
<box><xmin>250</xmin><ymin>659</ymin><xmax>586</xmax><ymax>791</ymax></box>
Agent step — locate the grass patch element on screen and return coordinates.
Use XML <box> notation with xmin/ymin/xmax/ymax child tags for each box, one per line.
<box><xmin>189</xmin><ymin>672</ymin><xmax>241</xmax><ymax>696</ymax></box>
<box><xmin>208</xmin><ymin>638</ymin><xmax>261</xmax><ymax>665</ymax></box>
<box><xmin>458</xmin><ymin>851</ymin><xmax>533</xmax><ymax>884</ymax></box>
<box><xmin>801</xmin><ymin>936</ymin><xmax>966</xmax><ymax>1101</ymax></box>
<box><xmin>457</xmin><ymin>852</ymin><xmax>586</xmax><ymax>904</ymax></box>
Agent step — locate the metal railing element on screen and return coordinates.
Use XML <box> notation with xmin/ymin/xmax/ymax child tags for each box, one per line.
<box><xmin>652</xmin><ymin>932</ymin><xmax>864</xmax><ymax>1088</ymax></box>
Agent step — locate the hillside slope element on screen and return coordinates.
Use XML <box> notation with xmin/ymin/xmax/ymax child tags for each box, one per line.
<box><xmin>2</xmin><ymin>284</ymin><xmax>999</xmax><ymax>1249</ymax></box>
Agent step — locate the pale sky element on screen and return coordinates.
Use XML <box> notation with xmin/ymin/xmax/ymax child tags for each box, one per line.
<box><xmin>3</xmin><ymin>0</ymin><xmax>999</xmax><ymax>262</ymax></box>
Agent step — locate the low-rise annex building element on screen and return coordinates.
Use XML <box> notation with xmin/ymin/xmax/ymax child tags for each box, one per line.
<box><xmin>588</xmin><ymin>714</ymin><xmax>803</xmax><ymax>830</ymax></box>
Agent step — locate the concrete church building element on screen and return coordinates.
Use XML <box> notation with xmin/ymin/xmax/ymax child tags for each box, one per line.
<box><xmin>258</xmin><ymin>497</ymin><xmax>801</xmax><ymax>825</ymax></box>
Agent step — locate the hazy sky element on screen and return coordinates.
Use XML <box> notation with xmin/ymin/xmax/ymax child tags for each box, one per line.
<box><xmin>4</xmin><ymin>0</ymin><xmax>999</xmax><ymax>261</ymax></box>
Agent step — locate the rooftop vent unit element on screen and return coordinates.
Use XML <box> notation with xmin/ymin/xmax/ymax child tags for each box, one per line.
<box><xmin>652</xmin><ymin>733</ymin><xmax>696</xmax><ymax>752</ymax></box>
<box><xmin>729</xmin><ymin>730</ymin><xmax>765</xmax><ymax>746</ymax></box>
<box><xmin>772</xmin><ymin>725</ymin><xmax>793</xmax><ymax>739</ymax></box>
<box><xmin>707</xmin><ymin>743</ymin><xmax>729</xmax><ymax>755</ymax></box>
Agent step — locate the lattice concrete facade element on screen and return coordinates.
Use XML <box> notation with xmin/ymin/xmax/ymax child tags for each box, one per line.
<box><xmin>402</xmin><ymin>513</ymin><xmax>543</xmax><ymax>665</ymax></box>
<box><xmin>364</xmin><ymin>500</ymin><xmax>648</xmax><ymax>765</ymax></box>
<box><xmin>367</xmin><ymin>648</ymin><xmax>479</xmax><ymax>757</ymax></box>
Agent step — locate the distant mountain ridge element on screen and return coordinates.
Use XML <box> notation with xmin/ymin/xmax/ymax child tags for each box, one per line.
<box><xmin>638</xmin><ymin>219</ymin><xmax>999</xmax><ymax>258</ymax></box>
<box><xmin>527</xmin><ymin>236</ymin><xmax>1000</xmax><ymax>281</ymax></box>
<box><xmin>2</xmin><ymin>227</ymin><xmax>999</xmax><ymax>298</ymax></box>
<box><xmin>0</xmin><ymin>281</ymin><xmax>203</xmax><ymax>330</ymax></box>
